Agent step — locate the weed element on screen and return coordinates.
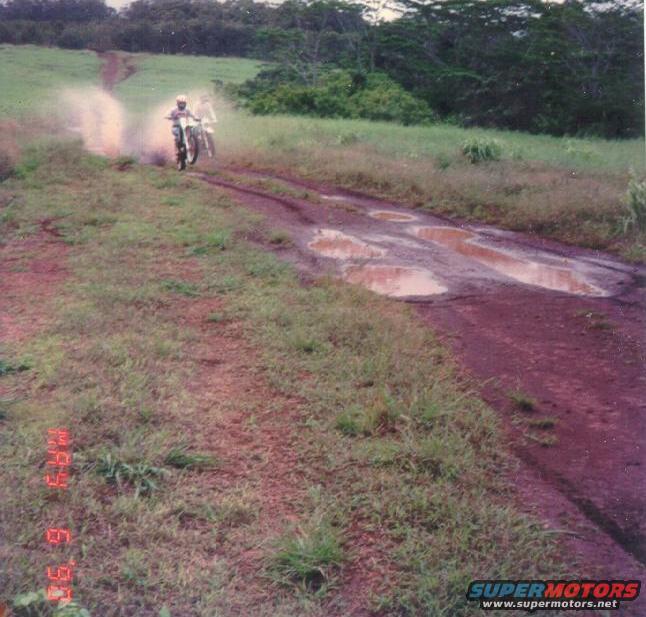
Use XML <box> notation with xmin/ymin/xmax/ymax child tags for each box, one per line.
<box><xmin>269</xmin><ymin>229</ymin><xmax>292</xmax><ymax>246</ymax></box>
<box><xmin>160</xmin><ymin>279</ymin><xmax>200</xmax><ymax>297</ymax></box>
<box><xmin>0</xmin><ymin>358</ymin><xmax>31</xmax><ymax>375</ymax></box>
<box><xmin>526</xmin><ymin>417</ymin><xmax>558</xmax><ymax>429</ymax></box>
<box><xmin>206</xmin><ymin>230</ymin><xmax>231</xmax><ymax>251</ymax></box>
<box><xmin>207</xmin><ymin>312</ymin><xmax>226</xmax><ymax>323</ymax></box>
<box><xmin>291</xmin><ymin>335</ymin><xmax>321</xmax><ymax>354</ymax></box>
<box><xmin>435</xmin><ymin>153</ymin><xmax>452</xmax><ymax>170</ymax></box>
<box><xmin>461</xmin><ymin>137</ymin><xmax>503</xmax><ymax>163</ymax></box>
<box><xmin>113</xmin><ymin>155</ymin><xmax>137</xmax><ymax>170</ymax></box>
<box><xmin>270</xmin><ymin>519</ymin><xmax>345</xmax><ymax>592</ymax></box>
<box><xmin>164</xmin><ymin>447</ymin><xmax>217</xmax><ymax>471</ymax></box>
<box><xmin>334</xmin><ymin>407</ymin><xmax>363</xmax><ymax>436</ymax></box>
<box><xmin>95</xmin><ymin>453</ymin><xmax>169</xmax><ymax>497</ymax></box>
<box><xmin>508</xmin><ymin>389</ymin><xmax>537</xmax><ymax>412</ymax></box>
<box><xmin>527</xmin><ymin>432</ymin><xmax>558</xmax><ymax>447</ymax></box>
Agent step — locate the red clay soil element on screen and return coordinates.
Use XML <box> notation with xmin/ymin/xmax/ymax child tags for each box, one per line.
<box><xmin>0</xmin><ymin>225</ymin><xmax>69</xmax><ymax>344</ymax></box>
<box><xmin>195</xmin><ymin>168</ymin><xmax>646</xmax><ymax>614</ymax></box>
<box><xmin>166</xmin><ymin>283</ymin><xmax>387</xmax><ymax>615</ymax></box>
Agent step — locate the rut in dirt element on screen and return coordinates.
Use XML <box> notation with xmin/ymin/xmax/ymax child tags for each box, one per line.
<box><xmin>98</xmin><ymin>51</ymin><xmax>137</xmax><ymax>92</ymax></box>
<box><xmin>193</xmin><ymin>167</ymin><xmax>646</xmax><ymax>603</ymax></box>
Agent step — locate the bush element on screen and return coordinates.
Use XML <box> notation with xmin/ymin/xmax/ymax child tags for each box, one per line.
<box><xmin>461</xmin><ymin>137</ymin><xmax>504</xmax><ymax>163</ymax></box>
<box><xmin>621</xmin><ymin>173</ymin><xmax>646</xmax><ymax>233</ymax></box>
<box><xmin>349</xmin><ymin>73</ymin><xmax>435</xmax><ymax>125</ymax></box>
<box><xmin>239</xmin><ymin>68</ymin><xmax>436</xmax><ymax>126</ymax></box>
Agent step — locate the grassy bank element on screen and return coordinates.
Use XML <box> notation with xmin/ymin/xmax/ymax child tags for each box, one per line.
<box><xmin>0</xmin><ymin>141</ymin><xmax>566</xmax><ymax>616</ymax></box>
<box><xmin>212</xmin><ymin>112</ymin><xmax>645</xmax><ymax>260</ymax></box>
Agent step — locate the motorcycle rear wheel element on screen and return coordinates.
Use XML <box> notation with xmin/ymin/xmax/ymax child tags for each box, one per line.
<box><xmin>205</xmin><ymin>133</ymin><xmax>215</xmax><ymax>158</ymax></box>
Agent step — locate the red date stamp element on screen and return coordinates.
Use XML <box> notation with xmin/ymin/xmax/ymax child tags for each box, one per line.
<box><xmin>44</xmin><ymin>428</ymin><xmax>75</xmax><ymax>603</ymax></box>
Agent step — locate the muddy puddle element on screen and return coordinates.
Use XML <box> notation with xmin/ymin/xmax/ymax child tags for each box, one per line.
<box><xmin>343</xmin><ymin>265</ymin><xmax>447</xmax><ymax>297</ymax></box>
<box><xmin>321</xmin><ymin>194</ymin><xmax>350</xmax><ymax>202</ymax></box>
<box><xmin>308</xmin><ymin>229</ymin><xmax>385</xmax><ymax>259</ymax></box>
<box><xmin>369</xmin><ymin>211</ymin><xmax>418</xmax><ymax>222</ymax></box>
<box><xmin>414</xmin><ymin>226</ymin><xmax>604</xmax><ymax>296</ymax></box>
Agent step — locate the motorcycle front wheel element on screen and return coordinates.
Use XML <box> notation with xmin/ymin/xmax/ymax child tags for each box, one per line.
<box><xmin>176</xmin><ymin>145</ymin><xmax>186</xmax><ymax>171</ymax></box>
<box><xmin>187</xmin><ymin>133</ymin><xmax>199</xmax><ymax>165</ymax></box>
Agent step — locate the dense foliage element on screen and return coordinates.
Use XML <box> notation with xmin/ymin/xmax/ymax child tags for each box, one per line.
<box><xmin>0</xmin><ymin>0</ymin><xmax>643</xmax><ymax>137</ymax></box>
<box><xmin>237</xmin><ymin>67</ymin><xmax>436</xmax><ymax>124</ymax></box>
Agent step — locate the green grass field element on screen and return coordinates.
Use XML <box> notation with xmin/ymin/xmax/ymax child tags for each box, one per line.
<box><xmin>0</xmin><ymin>44</ymin><xmax>101</xmax><ymax>117</ymax></box>
<box><xmin>114</xmin><ymin>53</ymin><xmax>267</xmax><ymax>112</ymax></box>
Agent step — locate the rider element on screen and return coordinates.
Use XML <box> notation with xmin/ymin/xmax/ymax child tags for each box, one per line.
<box><xmin>166</xmin><ymin>95</ymin><xmax>198</xmax><ymax>149</ymax></box>
<box><xmin>196</xmin><ymin>94</ymin><xmax>217</xmax><ymax>128</ymax></box>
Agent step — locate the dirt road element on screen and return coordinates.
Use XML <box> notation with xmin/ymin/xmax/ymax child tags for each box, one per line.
<box><xmin>194</xmin><ymin>167</ymin><xmax>646</xmax><ymax>604</ymax></box>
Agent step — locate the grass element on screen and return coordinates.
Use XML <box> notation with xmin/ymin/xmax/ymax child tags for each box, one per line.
<box><xmin>210</xmin><ymin>110</ymin><xmax>645</xmax><ymax>258</ymax></box>
<box><xmin>0</xmin><ymin>141</ymin><xmax>570</xmax><ymax>615</ymax></box>
<box><xmin>0</xmin><ymin>45</ymin><xmax>100</xmax><ymax>117</ymax></box>
<box><xmin>95</xmin><ymin>452</ymin><xmax>169</xmax><ymax>498</ymax></box>
<box><xmin>270</xmin><ymin>519</ymin><xmax>345</xmax><ymax>593</ymax></box>
<box><xmin>164</xmin><ymin>447</ymin><xmax>217</xmax><ymax>470</ymax></box>
<box><xmin>114</xmin><ymin>53</ymin><xmax>267</xmax><ymax>114</ymax></box>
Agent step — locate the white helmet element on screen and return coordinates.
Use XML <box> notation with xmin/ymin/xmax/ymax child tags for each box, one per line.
<box><xmin>176</xmin><ymin>94</ymin><xmax>187</xmax><ymax>104</ymax></box>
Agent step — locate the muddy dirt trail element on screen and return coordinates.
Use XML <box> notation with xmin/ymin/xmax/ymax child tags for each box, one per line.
<box><xmin>194</xmin><ymin>167</ymin><xmax>645</xmax><ymax>610</ymax></box>
<box><xmin>98</xmin><ymin>51</ymin><xmax>137</xmax><ymax>92</ymax></box>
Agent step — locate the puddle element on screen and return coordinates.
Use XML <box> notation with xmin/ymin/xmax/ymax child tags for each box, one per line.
<box><xmin>344</xmin><ymin>265</ymin><xmax>447</xmax><ymax>297</ymax></box>
<box><xmin>309</xmin><ymin>229</ymin><xmax>385</xmax><ymax>259</ymax></box>
<box><xmin>321</xmin><ymin>194</ymin><xmax>350</xmax><ymax>202</ymax></box>
<box><xmin>370</xmin><ymin>210</ymin><xmax>418</xmax><ymax>222</ymax></box>
<box><xmin>414</xmin><ymin>226</ymin><xmax>604</xmax><ymax>296</ymax></box>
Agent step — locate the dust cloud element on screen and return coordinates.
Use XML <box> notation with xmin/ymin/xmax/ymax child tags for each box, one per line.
<box><xmin>62</xmin><ymin>88</ymin><xmax>213</xmax><ymax>164</ymax></box>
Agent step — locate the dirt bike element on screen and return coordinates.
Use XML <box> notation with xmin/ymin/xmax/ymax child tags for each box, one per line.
<box><xmin>174</xmin><ymin>116</ymin><xmax>199</xmax><ymax>171</ymax></box>
<box><xmin>193</xmin><ymin>119</ymin><xmax>215</xmax><ymax>159</ymax></box>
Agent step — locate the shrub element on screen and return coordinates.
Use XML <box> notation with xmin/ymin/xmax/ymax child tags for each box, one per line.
<box><xmin>349</xmin><ymin>73</ymin><xmax>435</xmax><ymax>126</ymax></box>
<box><xmin>621</xmin><ymin>173</ymin><xmax>646</xmax><ymax>233</ymax></box>
<box><xmin>239</xmin><ymin>68</ymin><xmax>436</xmax><ymax>126</ymax></box>
<box><xmin>461</xmin><ymin>137</ymin><xmax>503</xmax><ymax>163</ymax></box>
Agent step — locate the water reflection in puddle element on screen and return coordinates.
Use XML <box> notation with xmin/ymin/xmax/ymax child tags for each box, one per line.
<box><xmin>414</xmin><ymin>226</ymin><xmax>603</xmax><ymax>296</ymax></box>
<box><xmin>309</xmin><ymin>229</ymin><xmax>385</xmax><ymax>259</ymax></box>
<box><xmin>321</xmin><ymin>194</ymin><xmax>350</xmax><ymax>202</ymax></box>
<box><xmin>344</xmin><ymin>265</ymin><xmax>447</xmax><ymax>297</ymax></box>
<box><xmin>369</xmin><ymin>210</ymin><xmax>418</xmax><ymax>222</ymax></box>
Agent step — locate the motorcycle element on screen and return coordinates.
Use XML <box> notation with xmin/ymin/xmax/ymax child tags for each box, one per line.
<box><xmin>174</xmin><ymin>116</ymin><xmax>199</xmax><ymax>171</ymax></box>
<box><xmin>193</xmin><ymin>118</ymin><xmax>215</xmax><ymax>159</ymax></box>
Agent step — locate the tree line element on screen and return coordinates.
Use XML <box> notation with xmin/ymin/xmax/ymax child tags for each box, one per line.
<box><xmin>0</xmin><ymin>0</ymin><xmax>643</xmax><ymax>137</ymax></box>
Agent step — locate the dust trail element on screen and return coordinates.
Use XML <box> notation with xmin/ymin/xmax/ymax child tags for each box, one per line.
<box><xmin>63</xmin><ymin>89</ymin><xmax>219</xmax><ymax>165</ymax></box>
<box><xmin>63</xmin><ymin>88</ymin><xmax>126</xmax><ymax>158</ymax></box>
